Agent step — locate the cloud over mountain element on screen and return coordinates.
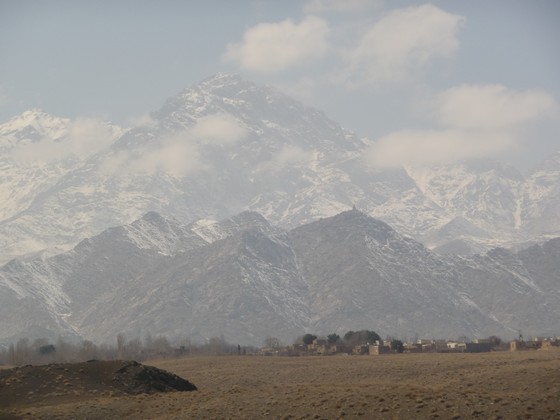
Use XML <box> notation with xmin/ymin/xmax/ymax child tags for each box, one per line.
<box><xmin>224</xmin><ymin>16</ymin><xmax>330</xmax><ymax>73</ymax></box>
<box><xmin>366</xmin><ymin>84</ymin><xmax>560</xmax><ymax>168</ymax></box>
<box><xmin>340</xmin><ymin>4</ymin><xmax>464</xmax><ymax>85</ymax></box>
<box><xmin>434</xmin><ymin>84</ymin><xmax>559</xmax><ymax>130</ymax></box>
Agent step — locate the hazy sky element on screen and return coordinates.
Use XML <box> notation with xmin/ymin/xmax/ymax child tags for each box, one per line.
<box><xmin>1</xmin><ymin>0</ymin><xmax>559</xmax><ymax>170</ymax></box>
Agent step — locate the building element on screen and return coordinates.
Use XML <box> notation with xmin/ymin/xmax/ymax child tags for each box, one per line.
<box><xmin>465</xmin><ymin>342</ymin><xmax>492</xmax><ymax>353</ymax></box>
<box><xmin>446</xmin><ymin>341</ymin><xmax>467</xmax><ymax>352</ymax></box>
<box><xmin>510</xmin><ymin>339</ymin><xmax>542</xmax><ymax>351</ymax></box>
<box><xmin>353</xmin><ymin>344</ymin><xmax>369</xmax><ymax>355</ymax></box>
<box><xmin>369</xmin><ymin>344</ymin><xmax>390</xmax><ymax>355</ymax></box>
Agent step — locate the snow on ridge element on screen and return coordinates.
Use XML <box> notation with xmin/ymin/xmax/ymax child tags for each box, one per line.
<box><xmin>1</xmin><ymin>109</ymin><xmax>69</xmax><ymax>134</ymax></box>
<box><xmin>0</xmin><ymin>109</ymin><xmax>70</xmax><ymax>145</ymax></box>
<box><xmin>190</xmin><ymin>218</ymin><xmax>225</xmax><ymax>243</ymax></box>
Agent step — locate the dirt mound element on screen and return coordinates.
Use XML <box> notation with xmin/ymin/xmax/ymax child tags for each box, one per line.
<box><xmin>0</xmin><ymin>360</ymin><xmax>196</xmax><ymax>409</ymax></box>
<box><xmin>112</xmin><ymin>360</ymin><xmax>197</xmax><ymax>394</ymax></box>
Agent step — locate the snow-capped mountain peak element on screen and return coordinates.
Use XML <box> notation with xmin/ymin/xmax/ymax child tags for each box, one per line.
<box><xmin>198</xmin><ymin>72</ymin><xmax>249</xmax><ymax>92</ymax></box>
<box><xmin>0</xmin><ymin>109</ymin><xmax>70</xmax><ymax>145</ymax></box>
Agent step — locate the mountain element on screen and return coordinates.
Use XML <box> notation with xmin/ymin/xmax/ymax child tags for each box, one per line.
<box><xmin>1</xmin><ymin>210</ymin><xmax>558</xmax><ymax>346</ymax></box>
<box><xmin>0</xmin><ymin>211</ymin><xmax>206</xmax><ymax>344</ymax></box>
<box><xmin>0</xmin><ymin>73</ymin><xmax>559</xmax><ymax>265</ymax></box>
<box><xmin>0</xmin><ymin>109</ymin><xmax>124</xmax><ymax>262</ymax></box>
<box><xmin>404</xmin><ymin>160</ymin><xmax>529</xmax><ymax>253</ymax></box>
<box><xmin>520</xmin><ymin>151</ymin><xmax>560</xmax><ymax>241</ymax></box>
<box><xmin>287</xmin><ymin>210</ymin><xmax>503</xmax><ymax>339</ymax></box>
<box><xmin>0</xmin><ymin>109</ymin><xmax>69</xmax><ymax>144</ymax></box>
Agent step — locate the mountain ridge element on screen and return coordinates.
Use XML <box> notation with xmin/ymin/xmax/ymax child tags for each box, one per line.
<box><xmin>1</xmin><ymin>209</ymin><xmax>558</xmax><ymax>346</ymax></box>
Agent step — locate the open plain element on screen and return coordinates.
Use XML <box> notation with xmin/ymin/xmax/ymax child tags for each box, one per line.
<box><xmin>1</xmin><ymin>350</ymin><xmax>559</xmax><ymax>419</ymax></box>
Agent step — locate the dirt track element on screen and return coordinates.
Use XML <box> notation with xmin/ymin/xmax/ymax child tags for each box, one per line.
<box><xmin>1</xmin><ymin>350</ymin><xmax>559</xmax><ymax>419</ymax></box>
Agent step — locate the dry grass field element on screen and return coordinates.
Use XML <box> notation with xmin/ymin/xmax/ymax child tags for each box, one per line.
<box><xmin>1</xmin><ymin>350</ymin><xmax>559</xmax><ymax>419</ymax></box>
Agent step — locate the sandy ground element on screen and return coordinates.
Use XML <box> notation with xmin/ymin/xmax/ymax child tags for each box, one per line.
<box><xmin>1</xmin><ymin>350</ymin><xmax>559</xmax><ymax>419</ymax></box>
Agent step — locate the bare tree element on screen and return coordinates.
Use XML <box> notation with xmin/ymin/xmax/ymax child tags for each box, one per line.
<box><xmin>116</xmin><ymin>333</ymin><xmax>126</xmax><ymax>359</ymax></box>
<box><xmin>263</xmin><ymin>336</ymin><xmax>281</xmax><ymax>349</ymax></box>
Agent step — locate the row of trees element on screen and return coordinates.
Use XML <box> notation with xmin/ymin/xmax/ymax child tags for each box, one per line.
<box><xmin>0</xmin><ymin>334</ymin><xmax>257</xmax><ymax>366</ymax></box>
<box><xmin>297</xmin><ymin>330</ymin><xmax>382</xmax><ymax>347</ymax></box>
<box><xmin>1</xmin><ymin>329</ymin><xmax>396</xmax><ymax>365</ymax></box>
<box><xmin>264</xmin><ymin>330</ymin><xmax>406</xmax><ymax>354</ymax></box>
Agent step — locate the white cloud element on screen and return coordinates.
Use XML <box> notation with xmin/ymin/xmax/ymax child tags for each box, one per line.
<box><xmin>341</xmin><ymin>4</ymin><xmax>464</xmax><ymax>84</ymax></box>
<box><xmin>127</xmin><ymin>133</ymin><xmax>204</xmax><ymax>178</ymax></box>
<box><xmin>66</xmin><ymin>118</ymin><xmax>119</xmax><ymax>156</ymax></box>
<box><xmin>190</xmin><ymin>113</ymin><xmax>247</xmax><ymax>145</ymax></box>
<box><xmin>304</xmin><ymin>0</ymin><xmax>381</xmax><ymax>14</ymax></box>
<box><xmin>225</xmin><ymin>4</ymin><xmax>462</xmax><ymax>92</ymax></box>
<box><xmin>365</xmin><ymin>129</ymin><xmax>514</xmax><ymax>168</ymax></box>
<box><xmin>11</xmin><ymin>139</ymin><xmax>61</xmax><ymax>165</ymax></box>
<box><xmin>99</xmin><ymin>150</ymin><xmax>129</xmax><ymax>176</ymax></box>
<box><xmin>107</xmin><ymin>113</ymin><xmax>247</xmax><ymax>177</ymax></box>
<box><xmin>125</xmin><ymin>113</ymin><xmax>158</xmax><ymax>129</ymax></box>
<box><xmin>223</xmin><ymin>16</ymin><xmax>330</xmax><ymax>72</ymax></box>
<box><xmin>434</xmin><ymin>84</ymin><xmax>560</xmax><ymax>129</ymax></box>
<box><xmin>258</xmin><ymin>144</ymin><xmax>314</xmax><ymax>173</ymax></box>
<box><xmin>274</xmin><ymin>144</ymin><xmax>314</xmax><ymax>167</ymax></box>
<box><xmin>12</xmin><ymin>117</ymin><xmax>118</xmax><ymax>164</ymax></box>
<box><xmin>277</xmin><ymin>77</ymin><xmax>318</xmax><ymax>103</ymax></box>
<box><xmin>366</xmin><ymin>84</ymin><xmax>560</xmax><ymax>168</ymax></box>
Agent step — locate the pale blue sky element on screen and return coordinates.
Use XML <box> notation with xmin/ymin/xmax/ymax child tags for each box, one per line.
<box><xmin>1</xmin><ymin>0</ymin><xmax>559</xmax><ymax>170</ymax></box>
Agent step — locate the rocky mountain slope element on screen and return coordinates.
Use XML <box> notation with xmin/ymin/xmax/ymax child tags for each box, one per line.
<box><xmin>0</xmin><ymin>74</ymin><xmax>559</xmax><ymax>264</ymax></box>
<box><xmin>1</xmin><ymin>210</ymin><xmax>558</xmax><ymax>346</ymax></box>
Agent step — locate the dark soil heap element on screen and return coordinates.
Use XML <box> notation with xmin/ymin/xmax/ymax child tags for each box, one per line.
<box><xmin>0</xmin><ymin>360</ymin><xmax>197</xmax><ymax>409</ymax></box>
<box><xmin>112</xmin><ymin>360</ymin><xmax>197</xmax><ymax>394</ymax></box>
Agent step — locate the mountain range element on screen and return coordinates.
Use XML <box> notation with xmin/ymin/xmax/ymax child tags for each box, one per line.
<box><xmin>1</xmin><ymin>73</ymin><xmax>559</xmax><ymax>266</ymax></box>
<box><xmin>0</xmin><ymin>73</ymin><xmax>558</xmax><ymax>346</ymax></box>
<box><xmin>0</xmin><ymin>209</ymin><xmax>558</xmax><ymax>346</ymax></box>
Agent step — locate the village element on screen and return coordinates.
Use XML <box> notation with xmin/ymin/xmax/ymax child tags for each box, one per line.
<box><xmin>3</xmin><ymin>330</ymin><xmax>560</xmax><ymax>366</ymax></box>
<box><xmin>258</xmin><ymin>333</ymin><xmax>560</xmax><ymax>357</ymax></box>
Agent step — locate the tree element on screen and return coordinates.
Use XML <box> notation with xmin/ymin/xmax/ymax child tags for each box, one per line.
<box><xmin>343</xmin><ymin>330</ymin><xmax>381</xmax><ymax>346</ymax></box>
<box><xmin>39</xmin><ymin>344</ymin><xmax>56</xmax><ymax>356</ymax></box>
<box><xmin>32</xmin><ymin>338</ymin><xmax>50</xmax><ymax>351</ymax></box>
<box><xmin>302</xmin><ymin>334</ymin><xmax>317</xmax><ymax>345</ymax></box>
<box><xmin>207</xmin><ymin>336</ymin><xmax>228</xmax><ymax>355</ymax></box>
<box><xmin>124</xmin><ymin>338</ymin><xmax>142</xmax><ymax>360</ymax></box>
<box><xmin>117</xmin><ymin>333</ymin><xmax>126</xmax><ymax>359</ymax></box>
<box><xmin>391</xmin><ymin>339</ymin><xmax>404</xmax><ymax>353</ymax></box>
<box><xmin>487</xmin><ymin>336</ymin><xmax>502</xmax><ymax>346</ymax></box>
<box><xmin>327</xmin><ymin>333</ymin><xmax>340</xmax><ymax>344</ymax></box>
<box><xmin>7</xmin><ymin>343</ymin><xmax>16</xmax><ymax>365</ymax></box>
<box><xmin>78</xmin><ymin>340</ymin><xmax>97</xmax><ymax>360</ymax></box>
<box><xmin>14</xmin><ymin>338</ymin><xmax>31</xmax><ymax>365</ymax></box>
<box><xmin>263</xmin><ymin>337</ymin><xmax>281</xmax><ymax>349</ymax></box>
<box><xmin>343</xmin><ymin>331</ymin><xmax>355</xmax><ymax>341</ymax></box>
<box><xmin>56</xmin><ymin>337</ymin><xmax>76</xmax><ymax>362</ymax></box>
